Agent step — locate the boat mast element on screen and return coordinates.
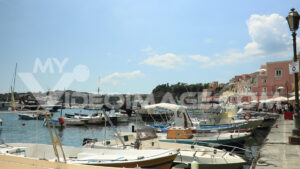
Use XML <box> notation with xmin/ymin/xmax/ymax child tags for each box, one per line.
<box><xmin>10</xmin><ymin>63</ymin><xmax>17</xmax><ymax>111</ymax></box>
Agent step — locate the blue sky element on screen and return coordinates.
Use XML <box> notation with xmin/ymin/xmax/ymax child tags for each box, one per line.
<box><xmin>0</xmin><ymin>0</ymin><xmax>300</xmax><ymax>94</ymax></box>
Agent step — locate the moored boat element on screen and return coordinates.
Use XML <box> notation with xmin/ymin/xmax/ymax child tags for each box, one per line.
<box><xmin>83</xmin><ymin>131</ymin><xmax>247</xmax><ymax>169</ymax></box>
<box><xmin>18</xmin><ymin>113</ymin><xmax>38</xmax><ymax>120</ymax></box>
<box><xmin>64</xmin><ymin>117</ymin><xmax>87</xmax><ymax>126</ymax></box>
<box><xmin>158</xmin><ymin>127</ymin><xmax>251</xmax><ymax>147</ymax></box>
<box><xmin>114</xmin><ymin>112</ymin><xmax>129</xmax><ymax>123</ymax></box>
<box><xmin>0</xmin><ymin>143</ymin><xmax>178</xmax><ymax>169</ymax></box>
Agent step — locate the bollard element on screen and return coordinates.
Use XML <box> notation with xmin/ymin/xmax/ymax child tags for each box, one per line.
<box><xmin>191</xmin><ymin>160</ymin><xmax>199</xmax><ymax>169</ymax></box>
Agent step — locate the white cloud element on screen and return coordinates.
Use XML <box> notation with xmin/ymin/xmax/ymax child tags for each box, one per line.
<box><xmin>245</xmin><ymin>14</ymin><xmax>291</xmax><ymax>57</ymax></box>
<box><xmin>141</xmin><ymin>46</ymin><xmax>156</xmax><ymax>56</ymax></box>
<box><xmin>142</xmin><ymin>53</ymin><xmax>183</xmax><ymax>69</ymax></box>
<box><xmin>100</xmin><ymin>70</ymin><xmax>144</xmax><ymax>85</ymax></box>
<box><xmin>192</xmin><ymin>13</ymin><xmax>297</xmax><ymax>68</ymax></box>
<box><xmin>189</xmin><ymin>55</ymin><xmax>211</xmax><ymax>63</ymax></box>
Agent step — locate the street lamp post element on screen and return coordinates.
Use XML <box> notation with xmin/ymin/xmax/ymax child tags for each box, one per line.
<box><xmin>287</xmin><ymin>8</ymin><xmax>300</xmax><ymax>144</ymax></box>
<box><xmin>286</xmin><ymin>81</ymin><xmax>289</xmax><ymax>102</ymax></box>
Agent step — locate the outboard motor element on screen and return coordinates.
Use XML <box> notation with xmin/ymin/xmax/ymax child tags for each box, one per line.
<box><xmin>82</xmin><ymin>138</ymin><xmax>98</xmax><ymax>146</ymax></box>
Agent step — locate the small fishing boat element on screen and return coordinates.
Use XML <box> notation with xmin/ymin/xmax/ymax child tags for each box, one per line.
<box><xmin>115</xmin><ymin>112</ymin><xmax>129</xmax><ymax>123</ymax></box>
<box><xmin>79</xmin><ymin>113</ymin><xmax>104</xmax><ymax>125</ymax></box>
<box><xmin>0</xmin><ymin>144</ymin><xmax>118</xmax><ymax>169</ymax></box>
<box><xmin>43</xmin><ymin>118</ymin><xmax>65</xmax><ymax>127</ymax></box>
<box><xmin>64</xmin><ymin>117</ymin><xmax>87</xmax><ymax>126</ymax></box>
<box><xmin>18</xmin><ymin>113</ymin><xmax>38</xmax><ymax>120</ymax></box>
<box><xmin>18</xmin><ymin>111</ymin><xmax>52</xmax><ymax>120</ymax></box>
<box><xmin>65</xmin><ymin>113</ymin><xmax>75</xmax><ymax>118</ymax></box>
<box><xmin>158</xmin><ymin>127</ymin><xmax>251</xmax><ymax>146</ymax></box>
<box><xmin>0</xmin><ymin>143</ymin><xmax>178</xmax><ymax>169</ymax></box>
<box><xmin>83</xmin><ymin>130</ymin><xmax>247</xmax><ymax>169</ymax></box>
<box><xmin>65</xmin><ymin>112</ymin><xmax>104</xmax><ymax>125</ymax></box>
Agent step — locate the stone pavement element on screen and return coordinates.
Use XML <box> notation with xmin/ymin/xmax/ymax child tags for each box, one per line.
<box><xmin>253</xmin><ymin>115</ymin><xmax>300</xmax><ymax>169</ymax></box>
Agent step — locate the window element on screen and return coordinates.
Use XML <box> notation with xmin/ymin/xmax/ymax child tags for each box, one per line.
<box><xmin>275</xmin><ymin>69</ymin><xmax>282</xmax><ymax>78</ymax></box>
<box><xmin>262</xmin><ymin>79</ymin><xmax>267</xmax><ymax>83</ymax></box>
<box><xmin>262</xmin><ymin>87</ymin><xmax>267</xmax><ymax>92</ymax></box>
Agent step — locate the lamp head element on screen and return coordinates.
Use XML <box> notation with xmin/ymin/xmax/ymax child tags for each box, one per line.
<box><xmin>286</xmin><ymin>8</ymin><xmax>300</xmax><ymax>32</ymax></box>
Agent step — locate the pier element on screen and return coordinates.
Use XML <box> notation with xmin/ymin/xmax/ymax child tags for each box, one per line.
<box><xmin>252</xmin><ymin>115</ymin><xmax>300</xmax><ymax>169</ymax></box>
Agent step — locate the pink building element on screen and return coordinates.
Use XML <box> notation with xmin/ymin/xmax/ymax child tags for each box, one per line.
<box><xmin>230</xmin><ymin>73</ymin><xmax>253</xmax><ymax>83</ymax></box>
<box><xmin>252</xmin><ymin>60</ymin><xmax>295</xmax><ymax>97</ymax></box>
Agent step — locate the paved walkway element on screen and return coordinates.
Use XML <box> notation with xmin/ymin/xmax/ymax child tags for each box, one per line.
<box><xmin>254</xmin><ymin>115</ymin><xmax>300</xmax><ymax>169</ymax></box>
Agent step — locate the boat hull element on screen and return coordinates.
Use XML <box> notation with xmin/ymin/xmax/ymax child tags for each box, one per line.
<box><xmin>0</xmin><ymin>154</ymin><xmax>118</xmax><ymax>169</ymax></box>
<box><xmin>84</xmin><ymin>153</ymin><xmax>177</xmax><ymax>169</ymax></box>
<box><xmin>64</xmin><ymin>119</ymin><xmax>86</xmax><ymax>126</ymax></box>
<box><xmin>18</xmin><ymin>114</ymin><xmax>37</xmax><ymax>120</ymax></box>
<box><xmin>159</xmin><ymin>134</ymin><xmax>249</xmax><ymax>147</ymax></box>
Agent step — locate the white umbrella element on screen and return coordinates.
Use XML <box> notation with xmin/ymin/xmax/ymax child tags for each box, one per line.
<box><xmin>277</xmin><ymin>86</ymin><xmax>284</xmax><ymax>90</ymax></box>
<box><xmin>268</xmin><ymin>96</ymin><xmax>288</xmax><ymax>102</ymax></box>
<box><xmin>256</xmin><ymin>68</ymin><xmax>266</xmax><ymax>73</ymax></box>
<box><xmin>250</xmin><ymin>100</ymin><xmax>258</xmax><ymax>103</ymax></box>
<box><xmin>260</xmin><ymin>99</ymin><xmax>271</xmax><ymax>103</ymax></box>
<box><xmin>289</xmin><ymin>96</ymin><xmax>295</xmax><ymax>100</ymax></box>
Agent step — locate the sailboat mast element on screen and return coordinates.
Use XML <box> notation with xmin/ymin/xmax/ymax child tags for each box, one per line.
<box><xmin>12</xmin><ymin>63</ymin><xmax>17</xmax><ymax>91</ymax></box>
<box><xmin>10</xmin><ymin>63</ymin><xmax>17</xmax><ymax>111</ymax></box>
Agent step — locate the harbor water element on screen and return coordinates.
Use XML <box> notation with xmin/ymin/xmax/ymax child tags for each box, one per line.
<box><xmin>0</xmin><ymin>109</ymin><xmax>275</xmax><ymax>169</ymax></box>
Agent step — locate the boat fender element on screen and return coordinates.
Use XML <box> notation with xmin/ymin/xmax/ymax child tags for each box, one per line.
<box><xmin>58</xmin><ymin>117</ymin><xmax>64</xmax><ymax>124</ymax></box>
<box><xmin>191</xmin><ymin>160</ymin><xmax>199</xmax><ymax>169</ymax></box>
<box><xmin>243</xmin><ymin>112</ymin><xmax>251</xmax><ymax>121</ymax></box>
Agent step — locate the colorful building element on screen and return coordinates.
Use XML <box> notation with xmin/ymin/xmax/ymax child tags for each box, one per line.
<box><xmin>251</xmin><ymin>60</ymin><xmax>295</xmax><ymax>97</ymax></box>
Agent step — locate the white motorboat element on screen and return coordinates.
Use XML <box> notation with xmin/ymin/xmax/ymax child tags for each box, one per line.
<box><xmin>64</xmin><ymin>117</ymin><xmax>87</xmax><ymax>126</ymax></box>
<box><xmin>0</xmin><ymin>145</ymin><xmax>118</xmax><ymax>169</ymax></box>
<box><xmin>0</xmin><ymin>143</ymin><xmax>178</xmax><ymax>169</ymax></box>
<box><xmin>114</xmin><ymin>112</ymin><xmax>129</xmax><ymax>123</ymax></box>
<box><xmin>83</xmin><ymin>131</ymin><xmax>246</xmax><ymax>169</ymax></box>
<box><xmin>67</xmin><ymin>113</ymin><xmax>104</xmax><ymax>125</ymax></box>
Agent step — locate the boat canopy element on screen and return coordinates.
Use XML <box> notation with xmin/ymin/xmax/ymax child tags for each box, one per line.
<box><xmin>142</xmin><ymin>103</ymin><xmax>193</xmax><ymax>128</ymax></box>
<box><xmin>143</xmin><ymin>103</ymin><xmax>187</xmax><ymax>113</ymax></box>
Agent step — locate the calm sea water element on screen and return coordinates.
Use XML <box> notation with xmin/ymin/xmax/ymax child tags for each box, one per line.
<box><xmin>0</xmin><ymin>109</ymin><xmax>274</xmax><ymax>169</ymax></box>
<box><xmin>0</xmin><ymin>109</ymin><xmax>133</xmax><ymax>146</ymax></box>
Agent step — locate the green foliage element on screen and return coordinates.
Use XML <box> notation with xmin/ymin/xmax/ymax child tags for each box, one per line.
<box><xmin>152</xmin><ymin>82</ymin><xmax>210</xmax><ymax>103</ymax></box>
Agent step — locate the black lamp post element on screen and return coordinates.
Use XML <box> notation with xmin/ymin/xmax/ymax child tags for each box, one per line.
<box><xmin>287</xmin><ymin>8</ymin><xmax>300</xmax><ymax>144</ymax></box>
<box><xmin>286</xmin><ymin>81</ymin><xmax>289</xmax><ymax>102</ymax></box>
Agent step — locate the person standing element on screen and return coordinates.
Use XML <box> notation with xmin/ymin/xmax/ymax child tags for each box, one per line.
<box><xmin>284</xmin><ymin>103</ymin><xmax>289</xmax><ymax>112</ymax></box>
